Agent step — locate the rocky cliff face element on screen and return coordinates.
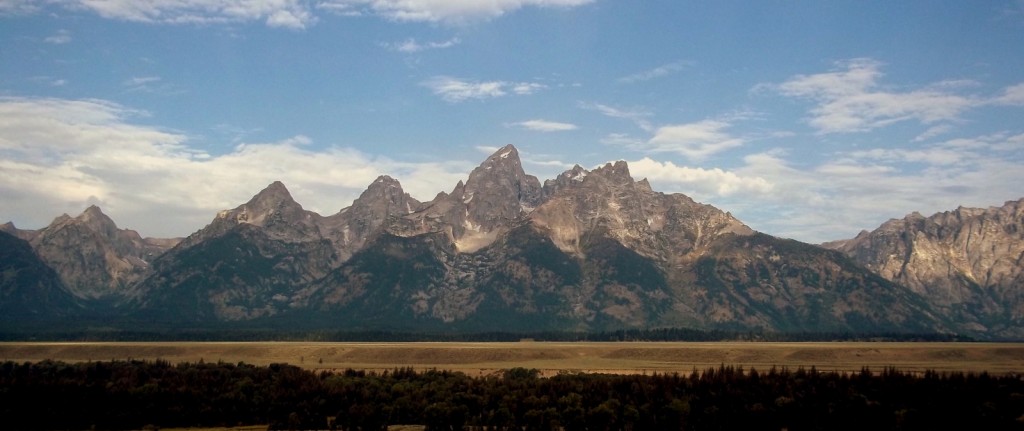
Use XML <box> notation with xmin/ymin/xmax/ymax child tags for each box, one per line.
<box><xmin>5</xmin><ymin>206</ymin><xmax>179</xmax><ymax>300</ymax></box>
<box><xmin>320</xmin><ymin>175</ymin><xmax>422</xmax><ymax>262</ymax></box>
<box><xmin>532</xmin><ymin>160</ymin><xmax>752</xmax><ymax>260</ymax></box>
<box><xmin>389</xmin><ymin>144</ymin><xmax>542</xmax><ymax>253</ymax></box>
<box><xmin>824</xmin><ymin>199</ymin><xmax>1024</xmax><ymax>338</ymax></box>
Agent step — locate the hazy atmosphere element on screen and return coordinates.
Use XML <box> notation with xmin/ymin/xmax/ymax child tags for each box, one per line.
<box><xmin>2</xmin><ymin>0</ymin><xmax>1023</xmax><ymax>243</ymax></box>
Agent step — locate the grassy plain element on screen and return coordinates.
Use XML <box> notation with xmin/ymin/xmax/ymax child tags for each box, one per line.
<box><xmin>1</xmin><ymin>341</ymin><xmax>1022</xmax><ymax>376</ymax></box>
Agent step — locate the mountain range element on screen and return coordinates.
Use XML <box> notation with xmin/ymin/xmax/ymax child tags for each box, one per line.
<box><xmin>2</xmin><ymin>145</ymin><xmax>1021</xmax><ymax>339</ymax></box>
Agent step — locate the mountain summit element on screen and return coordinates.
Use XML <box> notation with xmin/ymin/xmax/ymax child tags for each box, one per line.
<box><xmin>2</xmin><ymin>145</ymin><xmax>1020</xmax><ymax>337</ymax></box>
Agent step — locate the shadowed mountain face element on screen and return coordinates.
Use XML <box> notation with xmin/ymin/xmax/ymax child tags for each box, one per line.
<box><xmin>0</xmin><ymin>231</ymin><xmax>80</xmax><ymax>323</ymax></box>
<box><xmin>3</xmin><ymin>206</ymin><xmax>179</xmax><ymax>301</ymax></box>
<box><xmin>2</xmin><ymin>145</ymin><xmax>1019</xmax><ymax>337</ymax></box>
<box><xmin>824</xmin><ymin>199</ymin><xmax>1024</xmax><ymax>338</ymax></box>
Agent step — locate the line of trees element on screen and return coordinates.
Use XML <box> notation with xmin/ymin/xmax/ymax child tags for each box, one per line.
<box><xmin>2</xmin><ymin>360</ymin><xmax>1022</xmax><ymax>430</ymax></box>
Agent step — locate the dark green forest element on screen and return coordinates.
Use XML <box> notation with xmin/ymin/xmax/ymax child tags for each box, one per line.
<box><xmin>2</xmin><ymin>360</ymin><xmax>1022</xmax><ymax>430</ymax></box>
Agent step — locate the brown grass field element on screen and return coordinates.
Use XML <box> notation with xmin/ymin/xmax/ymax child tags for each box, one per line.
<box><xmin>1</xmin><ymin>341</ymin><xmax>1023</xmax><ymax>376</ymax></box>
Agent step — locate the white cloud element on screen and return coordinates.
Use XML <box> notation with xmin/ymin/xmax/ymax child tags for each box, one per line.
<box><xmin>618</xmin><ymin>60</ymin><xmax>690</xmax><ymax>83</ymax></box>
<box><xmin>318</xmin><ymin>0</ymin><xmax>594</xmax><ymax>24</ymax></box>
<box><xmin>993</xmin><ymin>82</ymin><xmax>1024</xmax><ymax>106</ymax></box>
<box><xmin>0</xmin><ymin>97</ymin><xmax>474</xmax><ymax>237</ymax></box>
<box><xmin>766</xmin><ymin>58</ymin><xmax>978</xmax><ymax>134</ymax></box>
<box><xmin>720</xmin><ymin>130</ymin><xmax>1024</xmax><ymax>242</ymax></box>
<box><xmin>383</xmin><ymin>37</ymin><xmax>460</xmax><ymax>53</ymax></box>
<box><xmin>421</xmin><ymin>76</ymin><xmax>545</xmax><ymax>102</ymax></box>
<box><xmin>508</xmin><ymin>119</ymin><xmax>578</xmax><ymax>132</ymax></box>
<box><xmin>53</xmin><ymin>0</ymin><xmax>317</xmax><ymax>29</ymax></box>
<box><xmin>266</xmin><ymin>7</ymin><xmax>315</xmax><ymax>29</ymax></box>
<box><xmin>629</xmin><ymin>157</ymin><xmax>773</xmax><ymax>196</ymax></box>
<box><xmin>44</xmin><ymin>29</ymin><xmax>72</xmax><ymax>44</ymax></box>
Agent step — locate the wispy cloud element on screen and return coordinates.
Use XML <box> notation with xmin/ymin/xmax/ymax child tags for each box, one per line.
<box><xmin>44</xmin><ymin>29</ymin><xmax>71</xmax><ymax>44</ymax></box>
<box><xmin>508</xmin><ymin>119</ymin><xmax>578</xmax><ymax>132</ymax></box>
<box><xmin>762</xmin><ymin>58</ymin><xmax>978</xmax><ymax>134</ymax></box>
<box><xmin>124</xmin><ymin>76</ymin><xmax>161</xmax><ymax>87</ymax></box>
<box><xmin>421</xmin><ymin>76</ymin><xmax>546</xmax><ymax>102</ymax></box>
<box><xmin>645</xmin><ymin>120</ymin><xmax>744</xmax><ymax>160</ymax></box>
<box><xmin>47</xmin><ymin>0</ymin><xmax>317</xmax><ymax>29</ymax></box>
<box><xmin>30</xmin><ymin>76</ymin><xmax>68</xmax><ymax>87</ymax></box>
<box><xmin>319</xmin><ymin>0</ymin><xmax>594</xmax><ymax>24</ymax></box>
<box><xmin>122</xmin><ymin>76</ymin><xmax>174</xmax><ymax>94</ymax></box>
<box><xmin>383</xmin><ymin>37</ymin><xmax>460</xmax><ymax>53</ymax></box>
<box><xmin>601</xmin><ymin>118</ymin><xmax>744</xmax><ymax>161</ymax></box>
<box><xmin>913</xmin><ymin>124</ymin><xmax>953</xmax><ymax>142</ymax></box>
<box><xmin>421</xmin><ymin>77</ymin><xmax>506</xmax><ymax>102</ymax></box>
<box><xmin>13</xmin><ymin>0</ymin><xmax>594</xmax><ymax>30</ymax></box>
<box><xmin>579</xmin><ymin>102</ymin><xmax>653</xmax><ymax>132</ymax></box>
<box><xmin>511</xmin><ymin>82</ymin><xmax>546</xmax><ymax>95</ymax></box>
<box><xmin>618</xmin><ymin>60</ymin><xmax>690</xmax><ymax>83</ymax></box>
<box><xmin>0</xmin><ymin>0</ymin><xmax>38</xmax><ymax>16</ymax></box>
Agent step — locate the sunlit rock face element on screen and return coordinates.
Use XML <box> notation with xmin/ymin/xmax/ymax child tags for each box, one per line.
<box><xmin>531</xmin><ymin>160</ymin><xmax>753</xmax><ymax>260</ymax></box>
<box><xmin>825</xmin><ymin>199</ymin><xmax>1024</xmax><ymax>338</ymax></box>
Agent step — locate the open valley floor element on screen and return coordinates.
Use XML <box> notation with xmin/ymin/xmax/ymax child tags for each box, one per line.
<box><xmin>2</xmin><ymin>341</ymin><xmax>1022</xmax><ymax>375</ymax></box>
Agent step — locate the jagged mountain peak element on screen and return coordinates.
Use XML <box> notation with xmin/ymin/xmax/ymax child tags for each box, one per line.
<box><xmin>193</xmin><ymin>180</ymin><xmax>323</xmax><ymax>246</ymax></box>
<box><xmin>368</xmin><ymin>174</ymin><xmax>401</xmax><ymax>188</ymax></box>
<box><xmin>485</xmin><ymin>144</ymin><xmax>519</xmax><ymax>163</ymax></box>
<box><xmin>218</xmin><ymin>181</ymin><xmax>308</xmax><ymax>226</ymax></box>
<box><xmin>357</xmin><ymin>176</ymin><xmax>412</xmax><ymax>205</ymax></box>
<box><xmin>466</xmin><ymin>145</ymin><xmax>532</xmax><ymax>188</ymax></box>
<box><xmin>74</xmin><ymin>205</ymin><xmax>119</xmax><ymax>235</ymax></box>
<box><xmin>246</xmin><ymin>181</ymin><xmax>298</xmax><ymax>208</ymax></box>
<box><xmin>561</xmin><ymin>164</ymin><xmax>588</xmax><ymax>180</ymax></box>
<box><xmin>347</xmin><ymin>175</ymin><xmax>420</xmax><ymax>218</ymax></box>
<box><xmin>50</xmin><ymin>213</ymin><xmax>73</xmax><ymax>226</ymax></box>
<box><xmin>542</xmin><ymin>165</ymin><xmax>589</xmax><ymax>197</ymax></box>
<box><xmin>82</xmin><ymin>204</ymin><xmax>104</xmax><ymax>216</ymax></box>
<box><xmin>590</xmin><ymin>160</ymin><xmax>633</xmax><ymax>184</ymax></box>
<box><xmin>463</xmin><ymin>145</ymin><xmax>542</xmax><ymax>223</ymax></box>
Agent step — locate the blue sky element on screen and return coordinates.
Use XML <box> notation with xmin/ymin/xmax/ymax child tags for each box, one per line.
<box><xmin>1</xmin><ymin>0</ymin><xmax>1023</xmax><ymax>243</ymax></box>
